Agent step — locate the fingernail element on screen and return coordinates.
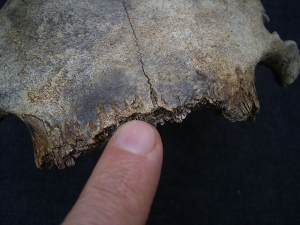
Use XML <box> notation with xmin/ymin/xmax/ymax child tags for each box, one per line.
<box><xmin>114</xmin><ymin>121</ymin><xmax>156</xmax><ymax>155</ymax></box>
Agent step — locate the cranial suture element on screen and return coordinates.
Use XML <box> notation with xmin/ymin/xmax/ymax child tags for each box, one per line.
<box><xmin>0</xmin><ymin>0</ymin><xmax>299</xmax><ymax>168</ymax></box>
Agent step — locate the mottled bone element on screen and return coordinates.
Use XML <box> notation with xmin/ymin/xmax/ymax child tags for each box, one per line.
<box><xmin>0</xmin><ymin>0</ymin><xmax>299</xmax><ymax>168</ymax></box>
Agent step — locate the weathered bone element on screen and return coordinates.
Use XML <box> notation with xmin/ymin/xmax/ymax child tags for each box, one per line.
<box><xmin>0</xmin><ymin>0</ymin><xmax>299</xmax><ymax>168</ymax></box>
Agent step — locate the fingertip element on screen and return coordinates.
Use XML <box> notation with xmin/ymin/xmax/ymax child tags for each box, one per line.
<box><xmin>63</xmin><ymin>120</ymin><xmax>163</xmax><ymax>225</ymax></box>
<box><xmin>113</xmin><ymin>120</ymin><xmax>158</xmax><ymax>155</ymax></box>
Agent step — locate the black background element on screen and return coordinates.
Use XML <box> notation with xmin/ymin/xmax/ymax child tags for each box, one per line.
<box><xmin>0</xmin><ymin>0</ymin><xmax>300</xmax><ymax>224</ymax></box>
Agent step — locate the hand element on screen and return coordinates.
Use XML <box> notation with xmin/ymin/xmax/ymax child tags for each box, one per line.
<box><xmin>62</xmin><ymin>120</ymin><xmax>163</xmax><ymax>225</ymax></box>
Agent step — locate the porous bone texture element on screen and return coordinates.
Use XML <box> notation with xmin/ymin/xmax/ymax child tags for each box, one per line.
<box><xmin>0</xmin><ymin>0</ymin><xmax>299</xmax><ymax>168</ymax></box>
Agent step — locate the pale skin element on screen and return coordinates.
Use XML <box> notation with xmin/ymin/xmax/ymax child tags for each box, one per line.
<box><xmin>62</xmin><ymin>120</ymin><xmax>163</xmax><ymax>225</ymax></box>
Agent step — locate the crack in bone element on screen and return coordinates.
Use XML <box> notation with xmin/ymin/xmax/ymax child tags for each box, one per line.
<box><xmin>122</xmin><ymin>1</ymin><xmax>158</xmax><ymax>107</ymax></box>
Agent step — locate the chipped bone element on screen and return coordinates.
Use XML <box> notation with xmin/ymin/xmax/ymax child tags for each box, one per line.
<box><xmin>0</xmin><ymin>0</ymin><xmax>299</xmax><ymax>168</ymax></box>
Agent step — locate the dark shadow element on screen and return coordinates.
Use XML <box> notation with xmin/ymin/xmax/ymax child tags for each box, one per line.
<box><xmin>0</xmin><ymin>0</ymin><xmax>8</xmax><ymax>10</ymax></box>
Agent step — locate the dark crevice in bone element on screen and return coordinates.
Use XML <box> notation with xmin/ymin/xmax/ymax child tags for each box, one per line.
<box><xmin>122</xmin><ymin>1</ymin><xmax>158</xmax><ymax>107</ymax></box>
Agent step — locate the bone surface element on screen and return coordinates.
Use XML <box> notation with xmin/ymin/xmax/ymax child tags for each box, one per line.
<box><xmin>0</xmin><ymin>0</ymin><xmax>299</xmax><ymax>168</ymax></box>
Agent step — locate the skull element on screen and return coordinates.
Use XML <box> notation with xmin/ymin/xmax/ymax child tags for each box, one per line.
<box><xmin>0</xmin><ymin>0</ymin><xmax>299</xmax><ymax>168</ymax></box>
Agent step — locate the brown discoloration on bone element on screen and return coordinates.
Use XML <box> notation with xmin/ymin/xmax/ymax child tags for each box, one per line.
<box><xmin>223</xmin><ymin>67</ymin><xmax>259</xmax><ymax>122</ymax></box>
<box><xmin>22</xmin><ymin>115</ymin><xmax>52</xmax><ymax>168</ymax></box>
<box><xmin>0</xmin><ymin>0</ymin><xmax>299</xmax><ymax>168</ymax></box>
